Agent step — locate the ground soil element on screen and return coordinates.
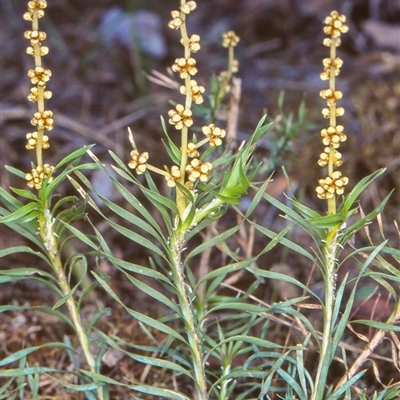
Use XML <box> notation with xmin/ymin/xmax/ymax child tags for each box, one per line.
<box><xmin>1</xmin><ymin>0</ymin><xmax>399</xmax><ymax>398</ymax></box>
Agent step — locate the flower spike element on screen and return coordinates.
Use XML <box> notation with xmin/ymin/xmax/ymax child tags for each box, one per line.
<box><xmin>23</xmin><ymin>0</ymin><xmax>54</xmax><ymax>188</ymax></box>
<box><xmin>316</xmin><ymin>11</ymin><xmax>349</xmax><ymax>213</ymax></box>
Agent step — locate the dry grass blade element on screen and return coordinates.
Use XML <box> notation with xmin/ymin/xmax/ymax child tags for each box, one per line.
<box><xmin>334</xmin><ymin>302</ymin><xmax>400</xmax><ymax>391</ymax></box>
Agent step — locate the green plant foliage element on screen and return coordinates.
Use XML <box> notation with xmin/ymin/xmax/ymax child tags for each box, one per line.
<box><xmin>1</xmin><ymin>2</ymin><xmax>398</xmax><ymax>399</ymax></box>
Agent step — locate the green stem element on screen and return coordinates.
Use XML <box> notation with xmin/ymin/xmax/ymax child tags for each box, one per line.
<box><xmin>193</xmin><ymin>198</ymin><xmax>223</xmax><ymax>226</ymax></box>
<box><xmin>311</xmin><ymin>226</ymin><xmax>339</xmax><ymax>400</ymax></box>
<box><xmin>218</xmin><ymin>363</ymin><xmax>231</xmax><ymax>400</ymax></box>
<box><xmin>39</xmin><ymin>209</ymin><xmax>104</xmax><ymax>400</ymax></box>
<box><xmin>170</xmin><ymin>233</ymin><xmax>208</xmax><ymax>400</ymax></box>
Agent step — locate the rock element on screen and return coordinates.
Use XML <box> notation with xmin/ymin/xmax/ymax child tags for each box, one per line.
<box><xmin>99</xmin><ymin>7</ymin><xmax>166</xmax><ymax>59</ymax></box>
<box><xmin>362</xmin><ymin>19</ymin><xmax>400</xmax><ymax>52</ymax></box>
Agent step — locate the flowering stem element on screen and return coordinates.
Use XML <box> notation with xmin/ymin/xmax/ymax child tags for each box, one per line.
<box><xmin>177</xmin><ymin>4</ymin><xmax>192</xmax><ymax>218</ymax></box>
<box><xmin>38</xmin><ymin>209</ymin><xmax>104</xmax><ymax>400</ymax></box>
<box><xmin>213</xmin><ymin>35</ymin><xmax>238</xmax><ymax>121</ymax></box>
<box><xmin>313</xmin><ymin>12</ymin><xmax>349</xmax><ymax>398</ymax></box>
<box><xmin>327</xmin><ymin>37</ymin><xmax>338</xmax><ymax>216</ymax></box>
<box><xmin>170</xmin><ymin>234</ymin><xmax>208</xmax><ymax>399</ymax></box>
<box><xmin>177</xmin><ymin>125</ymin><xmax>189</xmax><ymax>218</ymax></box>
<box><xmin>311</xmin><ymin>226</ymin><xmax>339</xmax><ymax>400</ymax></box>
<box><xmin>32</xmin><ymin>9</ymin><xmax>44</xmax><ymax>167</ymax></box>
<box><xmin>316</xmin><ymin>13</ymin><xmax>348</xmax><ymax>211</ymax></box>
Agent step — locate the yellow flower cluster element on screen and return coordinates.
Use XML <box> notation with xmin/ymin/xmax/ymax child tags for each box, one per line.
<box><xmin>128</xmin><ymin>150</ymin><xmax>149</xmax><ymax>175</ymax></box>
<box><xmin>28</xmin><ymin>86</ymin><xmax>52</xmax><ymax>102</ymax></box>
<box><xmin>187</xmin><ymin>142</ymin><xmax>200</xmax><ymax>159</ymax></box>
<box><xmin>168</xmin><ymin>1</ymin><xmax>197</xmax><ymax>29</ymax></box>
<box><xmin>316</xmin><ymin>171</ymin><xmax>348</xmax><ymax>198</ymax></box>
<box><xmin>320</xmin><ymin>57</ymin><xmax>343</xmax><ymax>81</ymax></box>
<box><xmin>26</xmin><ymin>131</ymin><xmax>49</xmax><ymax>150</ymax></box>
<box><xmin>316</xmin><ymin>11</ymin><xmax>349</xmax><ymax>201</ymax></box>
<box><xmin>185</xmin><ymin>34</ymin><xmax>201</xmax><ymax>53</ymax></box>
<box><xmin>222</xmin><ymin>31</ymin><xmax>240</xmax><ymax>48</ymax></box>
<box><xmin>23</xmin><ymin>0</ymin><xmax>54</xmax><ymax>189</ymax></box>
<box><xmin>215</xmin><ymin>30</ymin><xmax>240</xmax><ymax>107</ymax></box>
<box><xmin>202</xmin><ymin>124</ymin><xmax>226</xmax><ymax>148</ymax></box>
<box><xmin>31</xmin><ymin>110</ymin><xmax>54</xmax><ymax>131</ymax></box>
<box><xmin>165</xmin><ymin>166</ymin><xmax>182</xmax><ymax>188</ymax></box>
<box><xmin>186</xmin><ymin>159</ymin><xmax>212</xmax><ymax>182</ymax></box>
<box><xmin>26</xmin><ymin>164</ymin><xmax>54</xmax><ymax>189</ymax></box>
<box><xmin>323</xmin><ymin>11</ymin><xmax>349</xmax><ymax>38</ymax></box>
<box><xmin>180</xmin><ymin>80</ymin><xmax>205</xmax><ymax>104</ymax></box>
<box><xmin>172</xmin><ymin>57</ymin><xmax>198</xmax><ymax>79</ymax></box>
<box><xmin>168</xmin><ymin>104</ymin><xmax>193</xmax><ymax>130</ymax></box>
<box><xmin>23</xmin><ymin>0</ymin><xmax>47</xmax><ymax>21</ymax></box>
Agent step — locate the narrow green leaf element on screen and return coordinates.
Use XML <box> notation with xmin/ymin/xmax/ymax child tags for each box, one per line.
<box><xmin>141</xmin><ymin>184</ymin><xmax>178</xmax><ymax>214</ymax></box>
<box><xmin>351</xmin><ymin>320</ymin><xmax>400</xmax><ymax>332</ymax></box>
<box><xmin>107</xmin><ymin>219</ymin><xmax>166</xmax><ymax>259</ymax></box>
<box><xmin>0</xmin><ymin>266</ymin><xmax>54</xmax><ymax>280</ymax></box>
<box><xmin>327</xmin><ymin>370</ymin><xmax>367</xmax><ymax>400</ymax></box>
<box><xmin>0</xmin><ymin>343</ymin><xmax>74</xmax><ymax>367</ymax></box>
<box><xmin>9</xmin><ymin>187</ymin><xmax>38</xmax><ymax>201</ymax></box>
<box><xmin>0</xmin><ymin>305</ymin><xmax>74</xmax><ymax>328</ymax></box>
<box><xmin>99</xmin><ymin>195</ymin><xmax>166</xmax><ymax>245</ymax></box>
<box><xmin>111</xmin><ymin>178</ymin><xmax>169</xmax><ymax>235</ymax></box>
<box><xmin>105</xmin><ymin>255</ymin><xmax>172</xmax><ymax>284</ymax></box>
<box><xmin>0</xmin><ymin>367</ymin><xmax>60</xmax><ymax>377</ymax></box>
<box><xmin>4</xmin><ymin>165</ymin><xmax>27</xmax><ymax>180</ymax></box>
<box><xmin>124</xmin><ymin>274</ymin><xmax>180</xmax><ymax>315</ymax></box>
<box><xmin>291</xmin><ymin>200</ymin><xmax>324</xmax><ymax>220</ymax></box>
<box><xmin>48</xmin><ymin>375</ymin><xmax>101</xmax><ymax>392</ymax></box>
<box><xmin>107</xmin><ymin>149</ymin><xmax>131</xmax><ymax>174</ymax></box>
<box><xmin>331</xmin><ymin>273</ymin><xmax>349</xmax><ymax>330</ymax></box>
<box><xmin>91</xmin><ymin>271</ymin><xmax>187</xmax><ymax>343</ymax></box>
<box><xmin>52</xmin><ymin>195</ymin><xmax>79</xmax><ymax>214</ymax></box>
<box><xmin>341</xmin><ymin>193</ymin><xmax>392</xmax><ymax>244</ymax></box>
<box><xmin>199</xmin><ymin>257</ymin><xmax>257</xmax><ymax>286</ymax></box>
<box><xmin>0</xmin><ymin>377</ymin><xmax>17</xmax><ymax>396</ymax></box>
<box><xmin>248</xmin><ymin>220</ymin><xmax>315</xmax><ymax>263</ymax></box>
<box><xmin>252</xmin><ymin>115</ymin><xmax>273</xmax><ymax>143</ymax></box>
<box><xmin>205</xmin><ymin>302</ymin><xmax>267</xmax><ymax>316</ymax></box>
<box><xmin>333</xmin><ymin>242</ymin><xmax>388</xmax><ymax>354</ymax></box>
<box><xmin>0</xmin><ymin>246</ymin><xmax>50</xmax><ymax>265</ymax></box>
<box><xmin>0</xmin><ymin>202</ymin><xmax>38</xmax><ymax>224</ymax></box>
<box><xmin>341</xmin><ymin>168</ymin><xmax>386</xmax><ymax>216</ymax></box>
<box><xmin>54</xmin><ymin>145</ymin><xmax>95</xmax><ymax>170</ymax></box>
<box><xmin>296</xmin><ymin>338</ymin><xmax>313</xmax><ymax>395</ymax></box>
<box><xmin>53</xmin><ymin>256</ymin><xmax>88</xmax><ymax>310</ymax></box>
<box><xmin>60</xmin><ymin>221</ymin><xmax>99</xmax><ymax>251</ymax></box>
<box><xmin>260</xmin><ymin>191</ymin><xmax>324</xmax><ymax>241</ymax></box>
<box><xmin>186</xmin><ymin>225</ymin><xmax>239</xmax><ymax>261</ymax></box>
<box><xmin>259</xmin><ymin>224</ymin><xmax>292</xmax><ymax>256</ymax></box>
<box><xmin>131</xmin><ymin>353</ymin><xmax>193</xmax><ymax>378</ymax></box>
<box><xmin>0</xmin><ymin>187</ymin><xmax>24</xmax><ymax>211</ymax></box>
<box><xmin>244</xmin><ymin>176</ymin><xmax>273</xmax><ymax>219</ymax></box>
<box><xmin>276</xmin><ymin>368</ymin><xmax>306</xmax><ymax>399</ymax></box>
<box><xmin>161</xmin><ymin>116</ymin><xmax>181</xmax><ymax>164</ymax></box>
<box><xmin>0</xmin><ymin>214</ymin><xmax>45</xmax><ymax>251</ymax></box>
<box><xmin>45</xmin><ymin>162</ymin><xmax>98</xmax><ymax>195</ymax></box>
